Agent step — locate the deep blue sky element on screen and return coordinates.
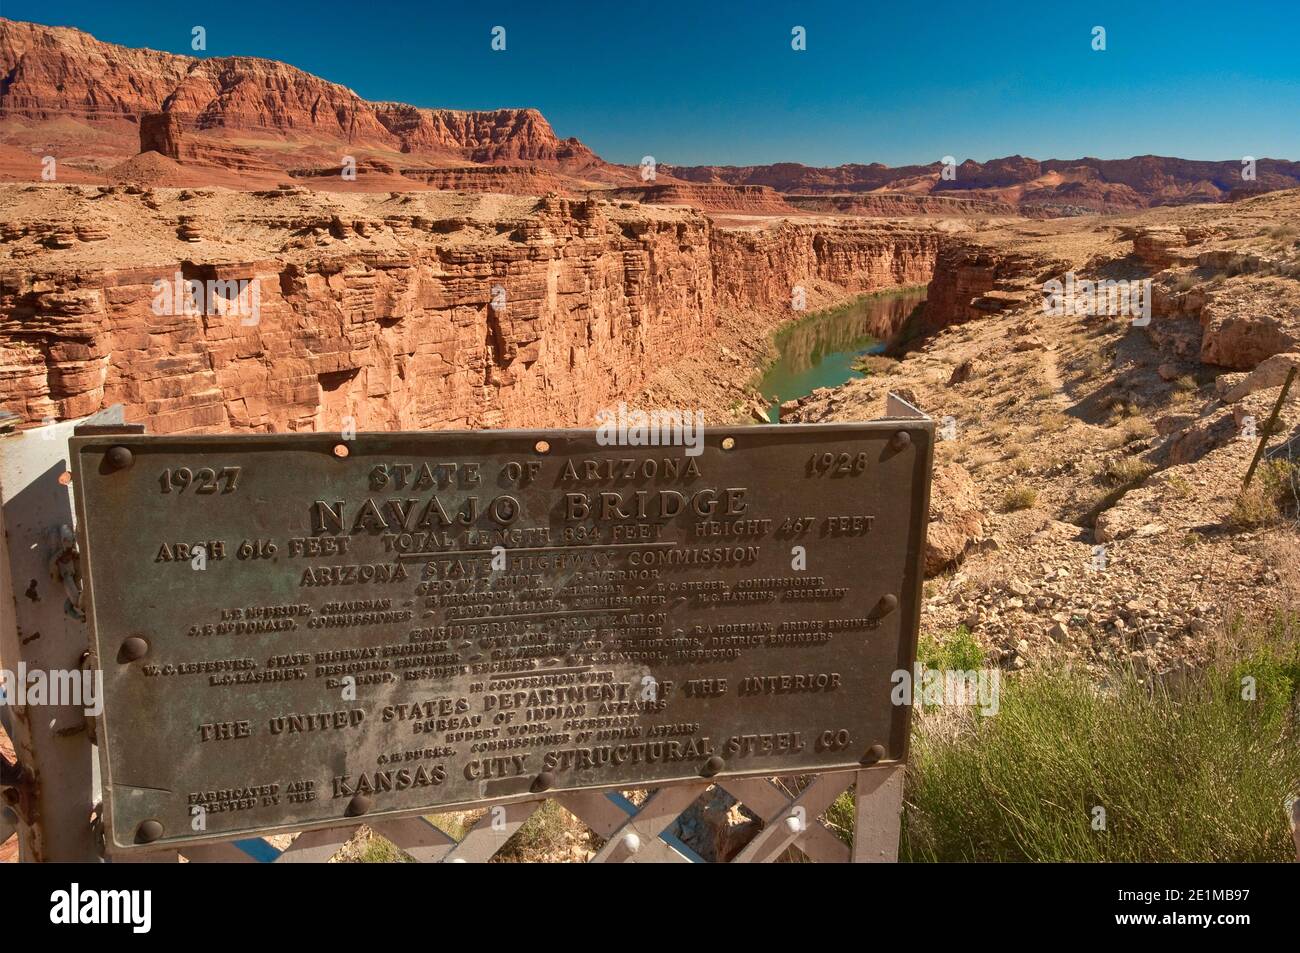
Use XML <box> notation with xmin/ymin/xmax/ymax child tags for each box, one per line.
<box><xmin>7</xmin><ymin>1</ymin><xmax>1300</xmax><ymax>166</ymax></box>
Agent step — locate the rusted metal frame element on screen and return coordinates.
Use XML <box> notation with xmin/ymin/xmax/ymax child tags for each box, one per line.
<box><xmin>851</xmin><ymin>765</ymin><xmax>905</xmax><ymax>862</ymax></box>
<box><xmin>275</xmin><ymin>823</ymin><xmax>363</xmax><ymax>863</ymax></box>
<box><xmin>556</xmin><ymin>790</ymin><xmax>695</xmax><ymax>862</ymax></box>
<box><xmin>370</xmin><ymin>815</ymin><xmax>457</xmax><ymax>862</ymax></box>
<box><xmin>108</xmin><ymin>765</ymin><xmax>898</xmax><ymax>863</ymax></box>
<box><xmin>596</xmin><ymin>790</ymin><xmax>705</xmax><ymax>861</ymax></box>
<box><xmin>440</xmin><ymin>799</ymin><xmax>541</xmax><ymax>863</ymax></box>
<box><xmin>0</xmin><ymin>409</ymin><xmax>126</xmax><ymax>861</ymax></box>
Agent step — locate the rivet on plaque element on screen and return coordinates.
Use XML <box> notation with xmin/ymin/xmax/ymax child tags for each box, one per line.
<box><xmin>118</xmin><ymin>636</ymin><xmax>149</xmax><ymax>663</ymax></box>
<box><xmin>136</xmin><ymin>819</ymin><xmax>164</xmax><ymax>843</ymax></box>
<box><xmin>106</xmin><ymin>446</ymin><xmax>134</xmax><ymax>470</ymax></box>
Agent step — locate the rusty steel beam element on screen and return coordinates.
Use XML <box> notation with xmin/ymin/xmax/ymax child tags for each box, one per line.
<box><xmin>0</xmin><ymin>408</ymin><xmax>127</xmax><ymax>861</ymax></box>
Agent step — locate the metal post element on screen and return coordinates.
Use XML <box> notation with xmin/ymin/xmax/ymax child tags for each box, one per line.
<box><xmin>1243</xmin><ymin>366</ymin><xmax>1297</xmax><ymax>489</ymax></box>
<box><xmin>852</xmin><ymin>765</ymin><xmax>905</xmax><ymax>862</ymax></box>
<box><xmin>0</xmin><ymin>408</ymin><xmax>125</xmax><ymax>861</ymax></box>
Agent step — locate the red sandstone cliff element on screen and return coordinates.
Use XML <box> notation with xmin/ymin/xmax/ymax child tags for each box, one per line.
<box><xmin>0</xmin><ymin>186</ymin><xmax>943</xmax><ymax>433</ymax></box>
<box><xmin>0</xmin><ymin>18</ymin><xmax>606</xmax><ymax>177</ymax></box>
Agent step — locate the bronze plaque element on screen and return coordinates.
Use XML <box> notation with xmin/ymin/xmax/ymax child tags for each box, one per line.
<box><xmin>71</xmin><ymin>422</ymin><xmax>932</xmax><ymax>851</ymax></box>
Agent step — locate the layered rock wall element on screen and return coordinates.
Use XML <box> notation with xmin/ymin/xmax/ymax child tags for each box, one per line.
<box><xmin>0</xmin><ymin>190</ymin><xmax>943</xmax><ymax>433</ymax></box>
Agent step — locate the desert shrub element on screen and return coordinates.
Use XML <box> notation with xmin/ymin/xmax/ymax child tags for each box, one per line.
<box><xmin>1228</xmin><ymin>460</ymin><xmax>1296</xmax><ymax>529</ymax></box>
<box><xmin>897</xmin><ymin>644</ymin><xmax>1300</xmax><ymax>861</ymax></box>
<box><xmin>1074</xmin><ymin>352</ymin><xmax>1107</xmax><ymax>379</ymax></box>
<box><xmin>917</xmin><ymin>625</ymin><xmax>985</xmax><ymax>672</ymax></box>
<box><xmin>1039</xmin><ymin>411</ymin><xmax>1071</xmax><ymax>433</ymax></box>
<box><xmin>1173</xmin><ymin>374</ymin><xmax>1198</xmax><ymax>393</ymax></box>
<box><xmin>1104</xmin><ymin>457</ymin><xmax>1156</xmax><ymax>486</ymax></box>
<box><xmin>854</xmin><ymin>353</ymin><xmax>898</xmax><ymax>376</ymax></box>
<box><xmin>1166</xmin><ymin>473</ymin><xmax>1194</xmax><ymax>498</ymax></box>
<box><xmin>999</xmin><ymin>485</ymin><xmax>1038</xmax><ymax>511</ymax></box>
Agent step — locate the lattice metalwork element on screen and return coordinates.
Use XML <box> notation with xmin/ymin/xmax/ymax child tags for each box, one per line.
<box><xmin>107</xmin><ymin>768</ymin><xmax>903</xmax><ymax>863</ymax></box>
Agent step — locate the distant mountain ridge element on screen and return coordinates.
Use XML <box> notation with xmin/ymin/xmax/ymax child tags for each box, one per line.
<box><xmin>665</xmin><ymin>154</ymin><xmax>1300</xmax><ymax>213</ymax></box>
<box><xmin>3</xmin><ymin>17</ymin><xmax>1298</xmax><ymax>213</ymax></box>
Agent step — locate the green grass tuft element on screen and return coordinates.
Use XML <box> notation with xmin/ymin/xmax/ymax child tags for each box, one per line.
<box><xmin>896</xmin><ymin>635</ymin><xmax>1300</xmax><ymax>861</ymax></box>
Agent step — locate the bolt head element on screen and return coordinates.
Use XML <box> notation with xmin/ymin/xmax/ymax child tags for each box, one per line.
<box><xmin>106</xmin><ymin>446</ymin><xmax>133</xmax><ymax>470</ymax></box>
<box><xmin>136</xmin><ymin>819</ymin><xmax>164</xmax><ymax>843</ymax></box>
<box><xmin>862</xmin><ymin>744</ymin><xmax>887</xmax><ymax>765</ymax></box>
<box><xmin>874</xmin><ymin>593</ymin><xmax>899</xmax><ymax>618</ymax></box>
<box><xmin>117</xmin><ymin>636</ymin><xmax>149</xmax><ymax>663</ymax></box>
<box><xmin>532</xmin><ymin>770</ymin><xmax>556</xmax><ymax>793</ymax></box>
<box><xmin>700</xmin><ymin>755</ymin><xmax>725</xmax><ymax>777</ymax></box>
<box><xmin>345</xmin><ymin>794</ymin><xmax>371</xmax><ymax>817</ymax></box>
<box><xmin>889</xmin><ymin>431</ymin><xmax>911</xmax><ymax>452</ymax></box>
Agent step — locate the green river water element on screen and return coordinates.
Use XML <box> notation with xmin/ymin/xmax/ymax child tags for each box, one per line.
<box><xmin>756</xmin><ymin>289</ymin><xmax>926</xmax><ymax>419</ymax></box>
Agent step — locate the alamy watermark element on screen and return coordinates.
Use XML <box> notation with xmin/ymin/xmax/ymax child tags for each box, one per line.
<box><xmin>0</xmin><ymin>663</ymin><xmax>102</xmax><ymax>716</ymax></box>
<box><xmin>891</xmin><ymin>663</ymin><xmax>1000</xmax><ymax>716</ymax></box>
<box><xmin>151</xmin><ymin>272</ymin><xmax>260</xmax><ymax>325</ymax></box>
<box><xmin>595</xmin><ymin>403</ymin><xmax>705</xmax><ymax>457</ymax></box>
<box><xmin>1043</xmin><ymin>272</ymin><xmax>1151</xmax><ymax>326</ymax></box>
<box><xmin>50</xmin><ymin>884</ymin><xmax>150</xmax><ymax>933</ymax></box>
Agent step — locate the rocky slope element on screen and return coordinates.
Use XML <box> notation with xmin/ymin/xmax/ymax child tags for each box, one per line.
<box><xmin>785</xmin><ymin>188</ymin><xmax>1300</xmax><ymax>675</ymax></box>
<box><xmin>0</xmin><ymin>184</ymin><xmax>944</xmax><ymax>433</ymax></box>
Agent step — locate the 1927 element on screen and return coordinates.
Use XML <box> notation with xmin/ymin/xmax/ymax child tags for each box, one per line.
<box><xmin>158</xmin><ymin>466</ymin><xmax>242</xmax><ymax>493</ymax></box>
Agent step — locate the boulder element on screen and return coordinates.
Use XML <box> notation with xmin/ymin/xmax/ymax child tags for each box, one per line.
<box><xmin>1220</xmin><ymin>352</ymin><xmax>1300</xmax><ymax>403</ymax></box>
<box><xmin>925</xmin><ymin>463</ymin><xmax>984</xmax><ymax>576</ymax></box>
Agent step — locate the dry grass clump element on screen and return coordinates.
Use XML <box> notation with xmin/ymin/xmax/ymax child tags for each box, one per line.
<box><xmin>1104</xmin><ymin>456</ymin><xmax>1156</xmax><ymax>486</ymax></box>
<box><xmin>1039</xmin><ymin>411</ymin><xmax>1072</xmax><ymax>433</ymax></box>
<box><xmin>897</xmin><ymin>614</ymin><xmax>1300</xmax><ymax>861</ymax></box>
<box><xmin>1166</xmin><ymin>473</ymin><xmax>1195</xmax><ymax>498</ymax></box>
<box><xmin>1105</xmin><ymin>416</ymin><xmax>1155</xmax><ymax>448</ymax></box>
<box><xmin>1228</xmin><ymin>460</ymin><xmax>1297</xmax><ymax>529</ymax></box>
<box><xmin>999</xmin><ymin>484</ymin><xmax>1038</xmax><ymax>512</ymax></box>
<box><xmin>853</xmin><ymin>353</ymin><xmax>899</xmax><ymax>376</ymax></box>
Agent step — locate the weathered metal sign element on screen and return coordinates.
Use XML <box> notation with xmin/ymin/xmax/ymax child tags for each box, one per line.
<box><xmin>71</xmin><ymin>422</ymin><xmax>932</xmax><ymax>851</ymax></box>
